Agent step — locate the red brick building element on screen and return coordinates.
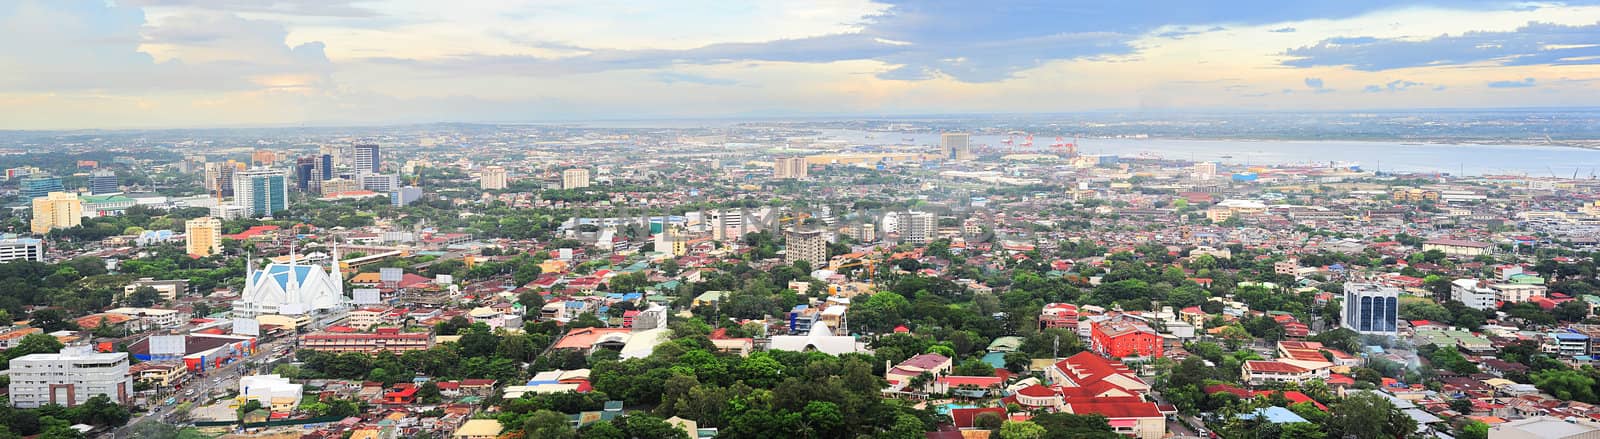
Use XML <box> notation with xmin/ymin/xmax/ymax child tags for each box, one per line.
<box><xmin>1090</xmin><ymin>318</ymin><xmax>1163</xmax><ymax>359</ymax></box>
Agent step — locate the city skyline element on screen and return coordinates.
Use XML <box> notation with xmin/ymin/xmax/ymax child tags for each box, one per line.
<box><xmin>4</xmin><ymin>1</ymin><xmax>1600</xmax><ymax>129</ymax></box>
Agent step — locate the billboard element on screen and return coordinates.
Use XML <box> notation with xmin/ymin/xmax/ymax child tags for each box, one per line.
<box><xmin>379</xmin><ymin>267</ymin><xmax>403</xmax><ymax>283</ymax></box>
<box><xmin>353</xmin><ymin>288</ymin><xmax>381</xmax><ymax>305</ymax></box>
<box><xmin>233</xmin><ymin>317</ymin><xmax>260</xmax><ymax>336</ymax></box>
<box><xmin>149</xmin><ymin>335</ymin><xmax>186</xmax><ymax>356</ymax></box>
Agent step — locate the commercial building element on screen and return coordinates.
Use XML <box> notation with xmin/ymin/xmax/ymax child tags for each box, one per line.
<box><xmin>562</xmin><ymin>168</ymin><xmax>591</xmax><ymax>189</ymax></box>
<box><xmin>185</xmin><ymin>216</ymin><xmax>222</xmax><ymax>257</ymax></box>
<box><xmin>1422</xmin><ymin>239</ymin><xmax>1493</xmax><ymax>258</ymax></box>
<box><xmin>231</xmin><ymin>168</ymin><xmax>288</xmax><ymax>217</ymax></box>
<box><xmin>88</xmin><ymin>169</ymin><xmax>119</xmax><ymax>195</ymax></box>
<box><xmin>124</xmin><ymin>278</ymin><xmax>190</xmax><ymax>301</ymax></box>
<box><xmin>301</xmin><ymin>328</ymin><xmax>431</xmax><ymax>353</ymax></box>
<box><xmin>294</xmin><ymin>156</ymin><xmax>320</xmax><ymax>192</ymax></box>
<box><xmin>359</xmin><ymin>174</ymin><xmax>399</xmax><ymax>192</ymax></box>
<box><xmin>31</xmin><ymin>192</ymin><xmax>83</xmax><ymax>234</ymax></box>
<box><xmin>353</xmin><ymin>143</ymin><xmax>381</xmax><ymax>174</ymax></box>
<box><xmin>774</xmin><ymin>157</ymin><xmax>809</xmax><ymax>179</ymax></box>
<box><xmin>783</xmin><ymin>227</ymin><xmax>827</xmax><ymax>269</ymax></box>
<box><xmin>238</xmin><ymin>374</ymin><xmax>302</xmax><ymax>413</ymax></box>
<box><xmin>81</xmin><ymin>194</ymin><xmax>135</xmax><ymax>217</ymax></box>
<box><xmin>19</xmin><ymin>175</ymin><xmax>64</xmax><ymax>199</ymax></box>
<box><xmin>204</xmin><ymin>161</ymin><xmax>243</xmax><ymax>197</ymax></box>
<box><xmin>940</xmin><ymin>132</ymin><xmax>973</xmax><ymax>161</ymax></box>
<box><xmin>0</xmin><ymin>237</ymin><xmax>44</xmax><ymax>262</ymax></box>
<box><xmin>1343</xmin><ymin>282</ymin><xmax>1399</xmax><ymax>335</ymax></box>
<box><xmin>480</xmin><ymin>165</ymin><xmax>507</xmax><ymax>190</ymax></box>
<box><xmin>7</xmin><ymin>346</ymin><xmax>134</xmax><ymax>408</ymax></box>
<box><xmin>883</xmin><ymin>211</ymin><xmax>936</xmax><ymax>245</ymax></box>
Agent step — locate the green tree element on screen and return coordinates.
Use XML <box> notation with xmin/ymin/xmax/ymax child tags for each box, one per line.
<box><xmin>1329</xmin><ymin>392</ymin><xmax>1416</xmax><ymax>439</ymax></box>
<box><xmin>1458</xmin><ymin>420</ymin><xmax>1488</xmax><ymax>439</ymax></box>
<box><xmin>999</xmin><ymin>420</ymin><xmax>1047</xmax><ymax>439</ymax></box>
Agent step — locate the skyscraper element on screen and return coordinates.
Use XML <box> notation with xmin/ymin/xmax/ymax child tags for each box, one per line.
<box><xmin>30</xmin><ymin>192</ymin><xmax>83</xmax><ymax>234</ymax></box>
<box><xmin>295</xmin><ymin>156</ymin><xmax>317</xmax><ymax>191</ymax></box>
<box><xmin>354</xmin><ymin>143</ymin><xmax>380</xmax><ymax>174</ymax></box>
<box><xmin>480</xmin><ymin>166</ymin><xmax>508</xmax><ymax>190</ymax></box>
<box><xmin>940</xmin><ymin>132</ymin><xmax>973</xmax><ymax>161</ymax></box>
<box><xmin>232</xmin><ymin>168</ymin><xmax>289</xmax><ymax>217</ymax></box>
<box><xmin>774</xmin><ymin>157</ymin><xmax>809</xmax><ymax>179</ymax></box>
<box><xmin>562</xmin><ymin>168</ymin><xmax>591</xmax><ymax>189</ymax></box>
<box><xmin>185</xmin><ymin>216</ymin><xmax>222</xmax><ymax>257</ymax></box>
<box><xmin>204</xmin><ymin>161</ymin><xmax>242</xmax><ymax>197</ymax></box>
<box><xmin>88</xmin><ymin>169</ymin><xmax>119</xmax><ymax>195</ymax></box>
<box><xmin>1343</xmin><ymin>282</ymin><xmax>1400</xmax><ymax>335</ymax></box>
<box><xmin>19</xmin><ymin>175</ymin><xmax>64</xmax><ymax>199</ymax></box>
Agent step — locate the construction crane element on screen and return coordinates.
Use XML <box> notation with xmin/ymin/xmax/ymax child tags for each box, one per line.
<box><xmin>829</xmin><ymin>259</ymin><xmax>877</xmax><ymax>288</ymax></box>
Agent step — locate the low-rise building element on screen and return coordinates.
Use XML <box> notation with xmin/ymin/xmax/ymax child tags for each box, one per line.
<box><xmin>7</xmin><ymin>346</ymin><xmax>133</xmax><ymax>408</ymax></box>
<box><xmin>301</xmin><ymin>327</ymin><xmax>432</xmax><ymax>353</ymax></box>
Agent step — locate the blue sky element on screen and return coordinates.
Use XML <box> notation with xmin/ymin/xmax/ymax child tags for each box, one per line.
<box><xmin>2</xmin><ymin>0</ymin><xmax>1600</xmax><ymax>128</ymax></box>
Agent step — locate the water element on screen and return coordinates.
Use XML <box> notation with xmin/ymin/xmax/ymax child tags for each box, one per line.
<box><xmin>935</xmin><ymin>403</ymin><xmax>979</xmax><ymax>415</ymax></box>
<box><xmin>815</xmin><ymin>129</ymin><xmax>1600</xmax><ymax>176</ymax></box>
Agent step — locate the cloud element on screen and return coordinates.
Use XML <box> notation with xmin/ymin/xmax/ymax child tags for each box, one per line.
<box><xmin>0</xmin><ymin>1</ymin><xmax>330</xmax><ymax>92</ymax></box>
<box><xmin>121</xmin><ymin>0</ymin><xmax>378</xmax><ymax>17</ymax></box>
<box><xmin>1282</xmin><ymin>21</ymin><xmax>1600</xmax><ymax>71</ymax></box>
<box><xmin>1362</xmin><ymin>79</ymin><xmax>1425</xmax><ymax>92</ymax></box>
<box><xmin>653</xmin><ymin>72</ymin><xmax>738</xmax><ymax>86</ymax></box>
<box><xmin>1304</xmin><ymin>77</ymin><xmax>1324</xmax><ymax>89</ymax></box>
<box><xmin>1269</xmin><ymin>27</ymin><xmax>1297</xmax><ymax>33</ymax></box>
<box><xmin>1488</xmin><ymin>77</ymin><xmax>1537</xmax><ymax>88</ymax></box>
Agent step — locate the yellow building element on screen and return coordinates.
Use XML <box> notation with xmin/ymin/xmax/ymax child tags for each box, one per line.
<box><xmin>453</xmin><ymin>419</ymin><xmax>504</xmax><ymax>439</ymax></box>
<box><xmin>185</xmin><ymin>217</ymin><xmax>222</xmax><ymax>257</ymax></box>
<box><xmin>30</xmin><ymin>192</ymin><xmax>82</xmax><ymax>235</ymax></box>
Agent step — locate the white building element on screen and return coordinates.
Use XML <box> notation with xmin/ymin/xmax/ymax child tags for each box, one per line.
<box><xmin>359</xmin><ymin>174</ymin><xmax>400</xmax><ymax>192</ymax></box>
<box><xmin>562</xmin><ymin>168</ymin><xmax>590</xmax><ymax>189</ymax></box>
<box><xmin>883</xmin><ymin>211</ymin><xmax>936</xmax><ymax>245</ymax></box>
<box><xmin>232</xmin><ymin>248</ymin><xmax>347</xmax><ymax>318</ymax></box>
<box><xmin>1343</xmin><ymin>282</ymin><xmax>1399</xmax><ymax>335</ymax></box>
<box><xmin>1451</xmin><ymin>279</ymin><xmax>1499</xmax><ymax>311</ymax></box>
<box><xmin>479</xmin><ymin>166</ymin><xmax>508</xmax><ymax>190</ymax></box>
<box><xmin>239</xmin><ymin>374</ymin><xmax>303</xmax><ymax>411</ymax></box>
<box><xmin>8</xmin><ymin>346</ymin><xmax>133</xmax><ymax>408</ymax></box>
<box><xmin>0</xmin><ymin>237</ymin><xmax>44</xmax><ymax>262</ymax></box>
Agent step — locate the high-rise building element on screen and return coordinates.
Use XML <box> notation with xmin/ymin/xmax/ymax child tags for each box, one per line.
<box><xmin>185</xmin><ymin>217</ymin><xmax>222</xmax><ymax>257</ymax></box>
<box><xmin>1192</xmin><ymin>161</ymin><xmax>1218</xmax><ymax>180</ymax></box>
<box><xmin>784</xmin><ymin>227</ymin><xmax>827</xmax><ymax>270</ymax></box>
<box><xmin>774</xmin><ymin>157</ymin><xmax>809</xmax><ymax>179</ymax></box>
<box><xmin>88</xmin><ymin>169</ymin><xmax>119</xmax><ymax>195</ymax></box>
<box><xmin>19</xmin><ymin>175</ymin><xmax>64</xmax><ymax>199</ymax></box>
<box><xmin>940</xmin><ymin>133</ymin><xmax>973</xmax><ymax>161</ymax></box>
<box><xmin>562</xmin><ymin>168</ymin><xmax>591</xmax><ymax>189</ymax></box>
<box><xmin>204</xmin><ymin>161</ymin><xmax>243</xmax><ymax>197</ymax></box>
<box><xmin>480</xmin><ymin>166</ymin><xmax>508</xmax><ymax>190</ymax></box>
<box><xmin>883</xmin><ymin>211</ymin><xmax>936</xmax><ymax>245</ymax></box>
<box><xmin>232</xmin><ymin>168</ymin><xmax>288</xmax><ymax>217</ymax></box>
<box><xmin>30</xmin><ymin>192</ymin><xmax>82</xmax><ymax>235</ymax></box>
<box><xmin>1343</xmin><ymin>282</ymin><xmax>1399</xmax><ymax>335</ymax></box>
<box><xmin>8</xmin><ymin>346</ymin><xmax>133</xmax><ymax>408</ymax></box>
<box><xmin>353</xmin><ymin>143</ymin><xmax>380</xmax><ymax>174</ymax></box>
<box><xmin>295</xmin><ymin>156</ymin><xmax>318</xmax><ymax>191</ymax></box>
<box><xmin>0</xmin><ymin>237</ymin><xmax>44</xmax><ymax>262</ymax></box>
<box><xmin>318</xmin><ymin>154</ymin><xmax>334</xmax><ymax>181</ymax></box>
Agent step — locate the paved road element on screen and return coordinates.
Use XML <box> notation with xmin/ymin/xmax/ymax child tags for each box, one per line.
<box><xmin>110</xmin><ymin>337</ymin><xmax>293</xmax><ymax>438</ymax></box>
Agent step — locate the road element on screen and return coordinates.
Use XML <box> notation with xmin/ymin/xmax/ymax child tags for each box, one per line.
<box><xmin>110</xmin><ymin>337</ymin><xmax>294</xmax><ymax>438</ymax></box>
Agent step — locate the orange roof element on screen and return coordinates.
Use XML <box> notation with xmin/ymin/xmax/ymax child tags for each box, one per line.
<box><xmin>76</xmin><ymin>313</ymin><xmax>135</xmax><ymax>329</ymax></box>
<box><xmin>350</xmin><ymin>272</ymin><xmax>384</xmax><ymax>283</ymax></box>
<box><xmin>0</xmin><ymin>327</ymin><xmax>42</xmax><ymax>341</ymax></box>
<box><xmin>551</xmin><ymin>327</ymin><xmax>632</xmax><ymax>350</ymax></box>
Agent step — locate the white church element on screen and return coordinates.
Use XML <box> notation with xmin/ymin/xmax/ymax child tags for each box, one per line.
<box><xmin>232</xmin><ymin>245</ymin><xmax>348</xmax><ymax>318</ymax></box>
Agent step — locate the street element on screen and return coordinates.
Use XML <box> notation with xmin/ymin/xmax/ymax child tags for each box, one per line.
<box><xmin>109</xmin><ymin>337</ymin><xmax>293</xmax><ymax>438</ymax></box>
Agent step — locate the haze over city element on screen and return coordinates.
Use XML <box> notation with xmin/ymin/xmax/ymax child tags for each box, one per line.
<box><xmin>5</xmin><ymin>0</ymin><xmax>1600</xmax><ymax>128</ymax></box>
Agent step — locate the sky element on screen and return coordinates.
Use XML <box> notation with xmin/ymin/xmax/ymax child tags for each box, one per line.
<box><xmin>3</xmin><ymin>0</ymin><xmax>1600</xmax><ymax>129</ymax></box>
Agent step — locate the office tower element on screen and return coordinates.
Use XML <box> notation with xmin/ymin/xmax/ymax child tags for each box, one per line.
<box><xmin>391</xmin><ymin>186</ymin><xmax>423</xmax><ymax>207</ymax></box>
<box><xmin>354</xmin><ymin>143</ymin><xmax>380</xmax><ymax>174</ymax></box>
<box><xmin>709</xmin><ymin>209</ymin><xmax>744</xmax><ymax>241</ymax></box>
<box><xmin>1343</xmin><ymin>282</ymin><xmax>1400</xmax><ymax>335</ymax></box>
<box><xmin>232</xmin><ymin>168</ymin><xmax>288</xmax><ymax>217</ymax></box>
<box><xmin>88</xmin><ymin>169</ymin><xmax>119</xmax><ymax>195</ymax></box>
<box><xmin>30</xmin><ymin>192</ymin><xmax>83</xmax><ymax>235</ymax></box>
<box><xmin>784</xmin><ymin>227</ymin><xmax>827</xmax><ymax>270</ymax></box>
<box><xmin>295</xmin><ymin>156</ymin><xmax>317</xmax><ymax>191</ymax></box>
<box><xmin>318</xmin><ymin>154</ymin><xmax>334</xmax><ymax>181</ymax></box>
<box><xmin>480</xmin><ymin>166</ymin><xmax>508</xmax><ymax>190</ymax></box>
<box><xmin>320</xmin><ymin>144</ymin><xmax>347</xmax><ymax>168</ymax></box>
<box><xmin>185</xmin><ymin>216</ymin><xmax>222</xmax><ymax>257</ymax></box>
<box><xmin>562</xmin><ymin>168</ymin><xmax>591</xmax><ymax>189</ymax></box>
<box><xmin>774</xmin><ymin>157</ymin><xmax>809</xmax><ymax>179</ymax></box>
<box><xmin>19</xmin><ymin>175</ymin><xmax>64</xmax><ymax>199</ymax></box>
<box><xmin>360</xmin><ymin>174</ymin><xmax>399</xmax><ymax>192</ymax></box>
<box><xmin>941</xmin><ymin>132</ymin><xmax>973</xmax><ymax>161</ymax></box>
<box><xmin>0</xmin><ymin>237</ymin><xmax>45</xmax><ymax>262</ymax></box>
<box><xmin>252</xmin><ymin>150</ymin><xmax>277</xmax><ymax>166</ymax></box>
<box><xmin>8</xmin><ymin>346</ymin><xmax>132</xmax><ymax>408</ymax></box>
